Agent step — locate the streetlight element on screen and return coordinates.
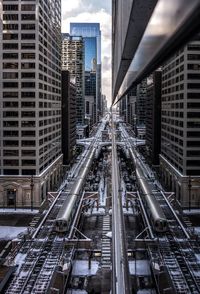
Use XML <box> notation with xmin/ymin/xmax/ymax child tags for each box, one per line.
<box><xmin>14</xmin><ymin>188</ymin><xmax>17</xmax><ymax>211</ymax></box>
<box><xmin>188</xmin><ymin>176</ymin><xmax>191</xmax><ymax>211</ymax></box>
<box><xmin>30</xmin><ymin>175</ymin><xmax>34</xmax><ymax>211</ymax></box>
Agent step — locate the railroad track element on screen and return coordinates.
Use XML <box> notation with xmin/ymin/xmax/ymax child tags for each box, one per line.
<box><xmin>5</xmin><ymin>193</ymin><xmax>67</xmax><ymax>294</ymax></box>
<box><xmin>154</xmin><ymin>191</ymin><xmax>200</xmax><ymax>294</ymax></box>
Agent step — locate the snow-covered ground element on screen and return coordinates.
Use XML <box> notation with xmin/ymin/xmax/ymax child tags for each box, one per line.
<box><xmin>0</xmin><ymin>208</ymin><xmax>38</xmax><ymax>214</ymax></box>
<box><xmin>183</xmin><ymin>209</ymin><xmax>200</xmax><ymax>215</ymax></box>
<box><xmin>67</xmin><ymin>290</ymin><xmax>87</xmax><ymax>294</ymax></box>
<box><xmin>129</xmin><ymin>260</ymin><xmax>151</xmax><ymax>275</ymax></box>
<box><xmin>0</xmin><ymin>226</ymin><xmax>27</xmax><ymax>240</ymax></box>
<box><xmin>72</xmin><ymin>260</ymin><xmax>99</xmax><ymax>276</ymax></box>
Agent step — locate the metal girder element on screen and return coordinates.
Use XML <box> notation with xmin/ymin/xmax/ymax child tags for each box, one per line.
<box><xmin>112</xmin><ymin>0</ymin><xmax>200</xmax><ymax>104</ymax></box>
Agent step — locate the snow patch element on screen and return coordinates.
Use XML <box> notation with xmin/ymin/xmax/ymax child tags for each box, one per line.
<box><xmin>0</xmin><ymin>226</ymin><xmax>27</xmax><ymax>240</ymax></box>
<box><xmin>72</xmin><ymin>260</ymin><xmax>99</xmax><ymax>276</ymax></box>
<box><xmin>0</xmin><ymin>208</ymin><xmax>38</xmax><ymax>214</ymax></box>
<box><xmin>129</xmin><ymin>260</ymin><xmax>151</xmax><ymax>275</ymax></box>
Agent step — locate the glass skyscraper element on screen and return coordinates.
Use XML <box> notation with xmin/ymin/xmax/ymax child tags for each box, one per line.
<box><xmin>70</xmin><ymin>23</ymin><xmax>102</xmax><ymax>122</ymax></box>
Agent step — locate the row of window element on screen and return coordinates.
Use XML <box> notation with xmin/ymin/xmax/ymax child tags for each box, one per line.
<box><xmin>3</xmin><ymin>23</ymin><xmax>35</xmax><ymax>30</ymax></box>
<box><xmin>3</xmin><ymin>150</ymin><xmax>36</xmax><ymax>157</ymax></box>
<box><xmin>3</xmin><ymin>159</ymin><xmax>36</xmax><ymax>166</ymax></box>
<box><xmin>3</xmin><ymin>52</ymin><xmax>35</xmax><ymax>59</ymax></box>
<box><xmin>3</xmin><ymin>121</ymin><xmax>61</xmax><ymax>129</ymax></box>
<box><xmin>3</xmin><ymin>82</ymin><xmax>35</xmax><ymax>88</ymax></box>
<box><xmin>3</xmin><ymin>43</ymin><xmax>35</xmax><ymax>50</ymax></box>
<box><xmin>3</xmin><ymin>4</ymin><xmax>35</xmax><ymax>11</ymax></box>
<box><xmin>3</xmin><ymin>169</ymin><xmax>36</xmax><ymax>176</ymax></box>
<box><xmin>3</xmin><ymin>62</ymin><xmax>35</xmax><ymax>69</ymax></box>
<box><xmin>3</xmin><ymin>110</ymin><xmax>61</xmax><ymax>117</ymax></box>
<box><xmin>3</xmin><ymin>14</ymin><xmax>35</xmax><ymax>21</ymax></box>
<box><xmin>3</xmin><ymin>72</ymin><xmax>35</xmax><ymax>79</ymax></box>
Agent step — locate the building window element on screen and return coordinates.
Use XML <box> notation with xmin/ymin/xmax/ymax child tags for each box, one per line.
<box><xmin>3</xmin><ymin>130</ymin><xmax>18</xmax><ymax>137</ymax></box>
<box><xmin>3</xmin><ymin>101</ymin><xmax>18</xmax><ymax>107</ymax></box>
<box><xmin>21</xmin><ymin>111</ymin><xmax>35</xmax><ymax>117</ymax></box>
<box><xmin>21</xmin><ymin>23</ymin><xmax>35</xmax><ymax>30</ymax></box>
<box><xmin>3</xmin><ymin>53</ymin><xmax>18</xmax><ymax>59</ymax></box>
<box><xmin>21</xmin><ymin>121</ymin><xmax>35</xmax><ymax>127</ymax></box>
<box><xmin>3</xmin><ymin>121</ymin><xmax>18</xmax><ymax>127</ymax></box>
<box><xmin>22</xmin><ymin>169</ymin><xmax>35</xmax><ymax>175</ymax></box>
<box><xmin>21</xmin><ymin>82</ymin><xmax>35</xmax><ymax>88</ymax></box>
<box><xmin>3</xmin><ymin>33</ymin><xmax>18</xmax><ymax>40</ymax></box>
<box><xmin>21</xmin><ymin>130</ymin><xmax>35</xmax><ymax>136</ymax></box>
<box><xmin>3</xmin><ymin>111</ymin><xmax>18</xmax><ymax>118</ymax></box>
<box><xmin>21</xmin><ymin>4</ymin><xmax>35</xmax><ymax>11</ymax></box>
<box><xmin>22</xmin><ymin>160</ymin><xmax>36</xmax><ymax>166</ymax></box>
<box><xmin>3</xmin><ymin>72</ymin><xmax>18</xmax><ymax>79</ymax></box>
<box><xmin>3</xmin><ymin>62</ymin><xmax>18</xmax><ymax>69</ymax></box>
<box><xmin>3</xmin><ymin>82</ymin><xmax>18</xmax><ymax>88</ymax></box>
<box><xmin>3</xmin><ymin>140</ymin><xmax>19</xmax><ymax>147</ymax></box>
<box><xmin>21</xmin><ymin>43</ymin><xmax>35</xmax><ymax>50</ymax></box>
<box><xmin>3</xmin><ymin>14</ymin><xmax>18</xmax><ymax>20</ymax></box>
<box><xmin>21</xmin><ymin>14</ymin><xmax>35</xmax><ymax>20</ymax></box>
<box><xmin>3</xmin><ymin>92</ymin><xmax>18</xmax><ymax>98</ymax></box>
<box><xmin>21</xmin><ymin>92</ymin><xmax>35</xmax><ymax>98</ymax></box>
<box><xmin>22</xmin><ymin>150</ymin><xmax>36</xmax><ymax>156</ymax></box>
<box><xmin>21</xmin><ymin>101</ymin><xmax>35</xmax><ymax>107</ymax></box>
<box><xmin>3</xmin><ymin>150</ymin><xmax>19</xmax><ymax>156</ymax></box>
<box><xmin>21</xmin><ymin>53</ymin><xmax>35</xmax><ymax>59</ymax></box>
<box><xmin>21</xmin><ymin>33</ymin><xmax>35</xmax><ymax>40</ymax></box>
<box><xmin>3</xmin><ymin>43</ymin><xmax>18</xmax><ymax>50</ymax></box>
<box><xmin>21</xmin><ymin>72</ymin><xmax>35</xmax><ymax>78</ymax></box>
<box><xmin>4</xmin><ymin>159</ymin><xmax>19</xmax><ymax>166</ymax></box>
<box><xmin>21</xmin><ymin>62</ymin><xmax>35</xmax><ymax>69</ymax></box>
<box><xmin>3</xmin><ymin>5</ymin><xmax>18</xmax><ymax>10</ymax></box>
<box><xmin>22</xmin><ymin>140</ymin><xmax>36</xmax><ymax>146</ymax></box>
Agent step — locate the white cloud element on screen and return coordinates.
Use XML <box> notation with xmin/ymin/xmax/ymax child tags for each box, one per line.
<box><xmin>62</xmin><ymin>1</ymin><xmax>112</xmax><ymax>106</ymax></box>
<box><xmin>62</xmin><ymin>0</ymin><xmax>81</xmax><ymax>12</ymax></box>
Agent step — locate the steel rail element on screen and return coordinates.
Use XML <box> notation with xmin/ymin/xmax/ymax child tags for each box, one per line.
<box><xmin>111</xmin><ymin>115</ymin><xmax>131</xmax><ymax>294</ymax></box>
<box><xmin>160</xmin><ymin>190</ymin><xmax>190</xmax><ymax>239</ymax></box>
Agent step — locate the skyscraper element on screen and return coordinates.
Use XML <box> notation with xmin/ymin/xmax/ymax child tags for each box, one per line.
<box><xmin>62</xmin><ymin>70</ymin><xmax>76</xmax><ymax>164</ymax></box>
<box><xmin>62</xmin><ymin>34</ymin><xmax>85</xmax><ymax>125</ymax></box>
<box><xmin>160</xmin><ymin>40</ymin><xmax>200</xmax><ymax>208</ymax></box>
<box><xmin>0</xmin><ymin>0</ymin><xmax>62</xmax><ymax>208</ymax></box>
<box><xmin>146</xmin><ymin>71</ymin><xmax>162</xmax><ymax>165</ymax></box>
<box><xmin>70</xmin><ymin>23</ymin><xmax>101</xmax><ymax>122</ymax></box>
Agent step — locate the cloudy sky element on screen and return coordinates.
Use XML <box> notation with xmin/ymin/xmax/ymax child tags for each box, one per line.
<box><xmin>62</xmin><ymin>0</ymin><xmax>112</xmax><ymax>106</ymax></box>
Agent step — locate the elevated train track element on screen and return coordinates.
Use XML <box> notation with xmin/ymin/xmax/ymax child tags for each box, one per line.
<box><xmin>120</xmin><ymin>123</ymin><xmax>200</xmax><ymax>294</ymax></box>
<box><xmin>5</xmin><ymin>120</ymin><xmax>106</xmax><ymax>294</ymax></box>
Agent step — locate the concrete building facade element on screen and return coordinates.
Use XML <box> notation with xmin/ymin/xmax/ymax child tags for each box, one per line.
<box><xmin>0</xmin><ymin>0</ymin><xmax>62</xmax><ymax>208</ymax></box>
<box><xmin>160</xmin><ymin>42</ymin><xmax>200</xmax><ymax>208</ymax></box>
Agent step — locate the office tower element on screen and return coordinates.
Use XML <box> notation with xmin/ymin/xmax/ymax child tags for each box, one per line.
<box><xmin>136</xmin><ymin>79</ymin><xmax>147</xmax><ymax>139</ymax></box>
<box><xmin>62</xmin><ymin>71</ymin><xmax>76</xmax><ymax>165</ymax></box>
<box><xmin>146</xmin><ymin>71</ymin><xmax>162</xmax><ymax>165</ymax></box>
<box><xmin>119</xmin><ymin>97</ymin><xmax>128</xmax><ymax>123</ymax></box>
<box><xmin>85</xmin><ymin>70</ymin><xmax>96</xmax><ymax>126</ymax></box>
<box><xmin>70</xmin><ymin>23</ymin><xmax>101</xmax><ymax>122</ymax></box>
<box><xmin>102</xmin><ymin>94</ymin><xmax>108</xmax><ymax>116</ymax></box>
<box><xmin>127</xmin><ymin>87</ymin><xmax>137</xmax><ymax>128</ymax></box>
<box><xmin>0</xmin><ymin>0</ymin><xmax>62</xmax><ymax>208</ymax></box>
<box><xmin>62</xmin><ymin>34</ymin><xmax>85</xmax><ymax>125</ymax></box>
<box><xmin>160</xmin><ymin>40</ymin><xmax>200</xmax><ymax>208</ymax></box>
<box><xmin>136</xmin><ymin>79</ymin><xmax>147</xmax><ymax>126</ymax></box>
